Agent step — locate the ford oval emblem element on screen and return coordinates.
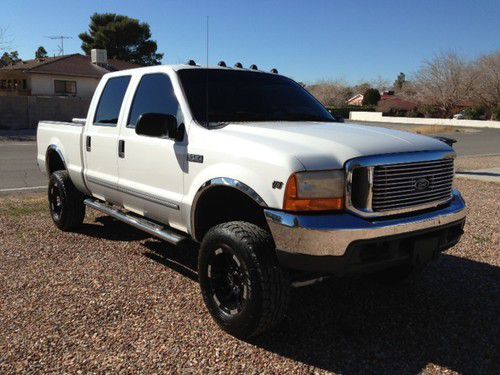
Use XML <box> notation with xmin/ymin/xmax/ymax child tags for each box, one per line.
<box><xmin>414</xmin><ymin>178</ymin><xmax>430</xmax><ymax>191</ymax></box>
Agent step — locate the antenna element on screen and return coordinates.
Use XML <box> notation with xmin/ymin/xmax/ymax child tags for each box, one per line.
<box><xmin>205</xmin><ymin>16</ymin><xmax>209</xmax><ymax>127</ymax></box>
<box><xmin>206</xmin><ymin>16</ymin><xmax>209</xmax><ymax>69</ymax></box>
<box><xmin>45</xmin><ymin>35</ymin><xmax>72</xmax><ymax>56</ymax></box>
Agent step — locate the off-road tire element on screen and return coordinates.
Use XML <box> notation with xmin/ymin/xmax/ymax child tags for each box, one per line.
<box><xmin>48</xmin><ymin>170</ymin><xmax>85</xmax><ymax>231</ymax></box>
<box><xmin>198</xmin><ymin>221</ymin><xmax>290</xmax><ymax>338</ymax></box>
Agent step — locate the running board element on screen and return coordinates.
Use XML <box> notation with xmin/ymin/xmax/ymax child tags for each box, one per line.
<box><xmin>84</xmin><ymin>199</ymin><xmax>186</xmax><ymax>245</ymax></box>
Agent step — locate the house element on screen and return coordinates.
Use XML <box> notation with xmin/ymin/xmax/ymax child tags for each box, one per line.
<box><xmin>377</xmin><ymin>96</ymin><xmax>417</xmax><ymax>114</ymax></box>
<box><xmin>0</xmin><ymin>49</ymin><xmax>138</xmax><ymax>98</ymax></box>
<box><xmin>346</xmin><ymin>93</ymin><xmax>364</xmax><ymax>106</ymax></box>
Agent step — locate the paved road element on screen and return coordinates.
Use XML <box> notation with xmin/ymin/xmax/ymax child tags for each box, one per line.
<box><xmin>0</xmin><ymin>142</ymin><xmax>46</xmax><ymax>195</ymax></box>
<box><xmin>351</xmin><ymin>121</ymin><xmax>500</xmax><ymax>157</ymax></box>
<box><xmin>1</xmin><ymin>125</ymin><xmax>499</xmax><ymax>195</ymax></box>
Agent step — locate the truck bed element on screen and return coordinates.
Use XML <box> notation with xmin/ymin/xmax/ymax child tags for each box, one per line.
<box><xmin>37</xmin><ymin>120</ymin><xmax>87</xmax><ymax>193</ymax></box>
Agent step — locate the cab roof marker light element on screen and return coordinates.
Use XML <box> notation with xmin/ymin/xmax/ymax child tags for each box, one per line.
<box><xmin>187</xmin><ymin>59</ymin><xmax>197</xmax><ymax>66</ymax></box>
<box><xmin>270</xmin><ymin>68</ymin><xmax>278</xmax><ymax>74</ymax></box>
<box><xmin>234</xmin><ymin>62</ymin><xmax>243</xmax><ymax>68</ymax></box>
<box><xmin>250</xmin><ymin>64</ymin><xmax>258</xmax><ymax>70</ymax></box>
<box><xmin>217</xmin><ymin>61</ymin><xmax>227</xmax><ymax>67</ymax></box>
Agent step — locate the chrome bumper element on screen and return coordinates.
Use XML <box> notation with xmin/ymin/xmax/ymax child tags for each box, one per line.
<box><xmin>264</xmin><ymin>190</ymin><xmax>466</xmax><ymax>257</ymax></box>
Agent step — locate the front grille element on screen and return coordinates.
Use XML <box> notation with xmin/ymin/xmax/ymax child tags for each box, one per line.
<box><xmin>371</xmin><ymin>158</ymin><xmax>454</xmax><ymax>212</ymax></box>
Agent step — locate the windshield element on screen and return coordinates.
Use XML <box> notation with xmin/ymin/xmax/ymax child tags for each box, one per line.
<box><xmin>177</xmin><ymin>69</ymin><xmax>335</xmax><ymax>125</ymax></box>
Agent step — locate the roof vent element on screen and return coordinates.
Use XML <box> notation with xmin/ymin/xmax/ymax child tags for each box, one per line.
<box><xmin>270</xmin><ymin>68</ymin><xmax>278</xmax><ymax>74</ymax></box>
<box><xmin>249</xmin><ymin>64</ymin><xmax>258</xmax><ymax>70</ymax></box>
<box><xmin>91</xmin><ymin>49</ymin><xmax>107</xmax><ymax>66</ymax></box>
<box><xmin>187</xmin><ymin>59</ymin><xmax>197</xmax><ymax>66</ymax></box>
<box><xmin>234</xmin><ymin>62</ymin><xmax>243</xmax><ymax>68</ymax></box>
<box><xmin>217</xmin><ymin>61</ymin><xmax>226</xmax><ymax>67</ymax></box>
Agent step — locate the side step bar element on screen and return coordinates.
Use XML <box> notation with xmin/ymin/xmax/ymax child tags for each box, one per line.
<box><xmin>84</xmin><ymin>198</ymin><xmax>186</xmax><ymax>245</ymax></box>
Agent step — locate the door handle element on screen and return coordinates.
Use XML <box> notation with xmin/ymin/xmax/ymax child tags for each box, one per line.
<box><xmin>118</xmin><ymin>140</ymin><xmax>125</xmax><ymax>158</ymax></box>
<box><xmin>86</xmin><ymin>136</ymin><xmax>91</xmax><ymax>152</ymax></box>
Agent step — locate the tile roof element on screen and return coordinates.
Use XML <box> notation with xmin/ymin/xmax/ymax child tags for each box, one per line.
<box><xmin>377</xmin><ymin>97</ymin><xmax>417</xmax><ymax>112</ymax></box>
<box><xmin>0</xmin><ymin>54</ymin><xmax>139</xmax><ymax>78</ymax></box>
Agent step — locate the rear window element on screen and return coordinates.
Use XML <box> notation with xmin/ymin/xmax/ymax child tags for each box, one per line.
<box><xmin>94</xmin><ymin>76</ymin><xmax>131</xmax><ymax>126</ymax></box>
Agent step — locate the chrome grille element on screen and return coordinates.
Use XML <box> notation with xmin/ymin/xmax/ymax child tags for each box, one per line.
<box><xmin>372</xmin><ymin>158</ymin><xmax>454</xmax><ymax>212</ymax></box>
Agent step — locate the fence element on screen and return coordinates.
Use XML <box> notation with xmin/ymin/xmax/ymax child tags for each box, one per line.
<box><xmin>0</xmin><ymin>96</ymin><xmax>91</xmax><ymax>130</ymax></box>
<box><xmin>349</xmin><ymin>111</ymin><xmax>500</xmax><ymax>129</ymax></box>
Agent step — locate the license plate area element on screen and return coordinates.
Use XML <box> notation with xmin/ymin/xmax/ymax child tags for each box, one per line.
<box><xmin>412</xmin><ymin>236</ymin><xmax>440</xmax><ymax>266</ymax></box>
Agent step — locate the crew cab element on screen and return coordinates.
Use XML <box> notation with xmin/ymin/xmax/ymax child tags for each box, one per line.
<box><xmin>37</xmin><ymin>62</ymin><xmax>466</xmax><ymax>338</ymax></box>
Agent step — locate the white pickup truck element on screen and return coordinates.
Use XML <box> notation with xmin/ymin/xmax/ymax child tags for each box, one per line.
<box><xmin>37</xmin><ymin>62</ymin><xmax>466</xmax><ymax>338</ymax></box>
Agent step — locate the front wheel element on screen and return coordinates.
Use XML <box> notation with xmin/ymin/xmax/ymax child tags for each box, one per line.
<box><xmin>48</xmin><ymin>170</ymin><xmax>86</xmax><ymax>231</ymax></box>
<box><xmin>198</xmin><ymin>221</ymin><xmax>290</xmax><ymax>338</ymax></box>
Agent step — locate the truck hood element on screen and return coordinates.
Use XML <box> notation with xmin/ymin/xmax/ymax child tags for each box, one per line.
<box><xmin>217</xmin><ymin>121</ymin><xmax>453</xmax><ymax>170</ymax></box>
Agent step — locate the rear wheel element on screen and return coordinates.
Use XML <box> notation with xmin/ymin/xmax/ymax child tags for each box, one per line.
<box><xmin>48</xmin><ymin>170</ymin><xmax>85</xmax><ymax>231</ymax></box>
<box><xmin>198</xmin><ymin>221</ymin><xmax>290</xmax><ymax>338</ymax></box>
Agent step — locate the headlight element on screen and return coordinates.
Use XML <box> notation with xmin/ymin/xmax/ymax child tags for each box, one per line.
<box><xmin>283</xmin><ymin>170</ymin><xmax>345</xmax><ymax>211</ymax></box>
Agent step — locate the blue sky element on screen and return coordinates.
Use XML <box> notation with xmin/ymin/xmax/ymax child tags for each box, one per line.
<box><xmin>2</xmin><ymin>0</ymin><xmax>499</xmax><ymax>83</ymax></box>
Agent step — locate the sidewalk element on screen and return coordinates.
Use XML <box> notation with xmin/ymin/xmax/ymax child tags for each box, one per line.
<box><xmin>455</xmin><ymin>167</ymin><xmax>500</xmax><ymax>183</ymax></box>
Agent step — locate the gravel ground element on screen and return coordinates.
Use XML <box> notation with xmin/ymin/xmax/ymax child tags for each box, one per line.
<box><xmin>455</xmin><ymin>155</ymin><xmax>500</xmax><ymax>172</ymax></box>
<box><xmin>0</xmin><ymin>179</ymin><xmax>499</xmax><ymax>374</ymax></box>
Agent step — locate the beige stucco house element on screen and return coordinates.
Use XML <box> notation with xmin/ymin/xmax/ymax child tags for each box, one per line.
<box><xmin>0</xmin><ymin>50</ymin><xmax>138</xmax><ymax>99</ymax></box>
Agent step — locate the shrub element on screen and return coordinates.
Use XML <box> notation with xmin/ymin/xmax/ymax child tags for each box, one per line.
<box><xmin>406</xmin><ymin>110</ymin><xmax>423</xmax><ymax>118</ymax></box>
<box><xmin>326</xmin><ymin>105</ymin><xmax>375</xmax><ymax>119</ymax></box>
<box><xmin>384</xmin><ymin>108</ymin><xmax>407</xmax><ymax>117</ymax></box>
<box><xmin>462</xmin><ymin>106</ymin><xmax>486</xmax><ymax>120</ymax></box>
<box><xmin>419</xmin><ymin>105</ymin><xmax>442</xmax><ymax>118</ymax></box>
<box><xmin>362</xmin><ymin>88</ymin><xmax>381</xmax><ymax>106</ymax></box>
<box><xmin>492</xmin><ymin>106</ymin><xmax>500</xmax><ymax>121</ymax></box>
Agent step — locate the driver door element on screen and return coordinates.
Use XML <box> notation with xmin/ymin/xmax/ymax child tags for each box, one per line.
<box><xmin>117</xmin><ymin>72</ymin><xmax>186</xmax><ymax>230</ymax></box>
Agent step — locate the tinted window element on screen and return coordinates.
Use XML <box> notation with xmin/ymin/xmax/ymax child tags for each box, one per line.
<box><xmin>128</xmin><ymin>73</ymin><xmax>181</xmax><ymax>128</ymax></box>
<box><xmin>94</xmin><ymin>76</ymin><xmax>131</xmax><ymax>126</ymax></box>
<box><xmin>178</xmin><ymin>69</ymin><xmax>334</xmax><ymax>125</ymax></box>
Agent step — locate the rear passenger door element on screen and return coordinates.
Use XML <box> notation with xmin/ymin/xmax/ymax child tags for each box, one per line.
<box><xmin>84</xmin><ymin>75</ymin><xmax>131</xmax><ymax>204</ymax></box>
<box><xmin>117</xmin><ymin>72</ymin><xmax>186</xmax><ymax>230</ymax></box>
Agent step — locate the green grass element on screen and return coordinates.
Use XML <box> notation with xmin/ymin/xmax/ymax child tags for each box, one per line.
<box><xmin>0</xmin><ymin>198</ymin><xmax>47</xmax><ymax>218</ymax></box>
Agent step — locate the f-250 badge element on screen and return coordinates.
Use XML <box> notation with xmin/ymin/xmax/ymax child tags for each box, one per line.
<box><xmin>187</xmin><ymin>154</ymin><xmax>204</xmax><ymax>163</ymax></box>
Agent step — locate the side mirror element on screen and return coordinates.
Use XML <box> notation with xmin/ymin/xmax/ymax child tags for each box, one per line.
<box><xmin>135</xmin><ymin>113</ymin><xmax>179</xmax><ymax>139</ymax></box>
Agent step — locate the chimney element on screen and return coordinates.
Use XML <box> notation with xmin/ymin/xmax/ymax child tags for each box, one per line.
<box><xmin>91</xmin><ymin>49</ymin><xmax>107</xmax><ymax>66</ymax></box>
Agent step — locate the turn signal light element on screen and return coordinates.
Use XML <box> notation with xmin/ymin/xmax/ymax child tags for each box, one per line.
<box><xmin>283</xmin><ymin>173</ymin><xmax>344</xmax><ymax>212</ymax></box>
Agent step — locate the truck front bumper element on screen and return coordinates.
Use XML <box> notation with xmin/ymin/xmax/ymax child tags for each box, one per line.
<box><xmin>264</xmin><ymin>190</ymin><xmax>466</xmax><ymax>275</ymax></box>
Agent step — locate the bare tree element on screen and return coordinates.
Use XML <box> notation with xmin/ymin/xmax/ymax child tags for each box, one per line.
<box><xmin>370</xmin><ymin>76</ymin><xmax>390</xmax><ymax>92</ymax></box>
<box><xmin>413</xmin><ymin>52</ymin><xmax>476</xmax><ymax>114</ymax></box>
<box><xmin>306</xmin><ymin>79</ymin><xmax>354</xmax><ymax>107</ymax></box>
<box><xmin>472</xmin><ymin>52</ymin><xmax>500</xmax><ymax>109</ymax></box>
